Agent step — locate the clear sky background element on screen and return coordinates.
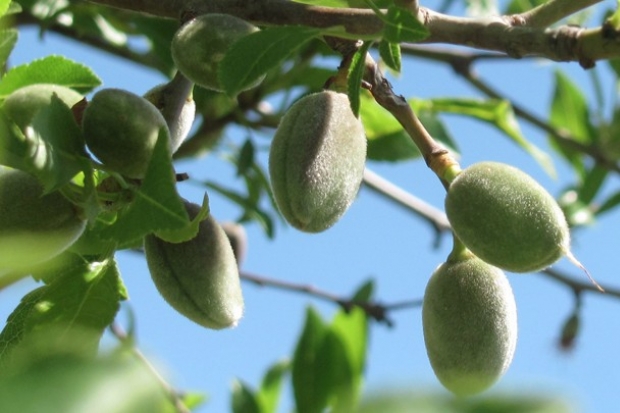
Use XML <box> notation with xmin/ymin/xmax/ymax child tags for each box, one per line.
<box><xmin>2</xmin><ymin>1</ymin><xmax>620</xmax><ymax>412</ymax></box>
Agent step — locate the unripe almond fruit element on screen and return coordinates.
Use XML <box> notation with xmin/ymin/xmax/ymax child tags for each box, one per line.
<box><xmin>422</xmin><ymin>254</ymin><xmax>517</xmax><ymax>396</ymax></box>
<box><xmin>445</xmin><ymin>161</ymin><xmax>570</xmax><ymax>273</ymax></box>
<box><xmin>144</xmin><ymin>201</ymin><xmax>244</xmax><ymax>329</ymax></box>
<box><xmin>0</xmin><ymin>168</ymin><xmax>86</xmax><ymax>271</ymax></box>
<box><xmin>3</xmin><ymin>83</ymin><xmax>83</xmax><ymax>129</ymax></box>
<box><xmin>82</xmin><ymin>88</ymin><xmax>170</xmax><ymax>179</ymax></box>
<box><xmin>171</xmin><ymin>14</ymin><xmax>262</xmax><ymax>92</ymax></box>
<box><xmin>268</xmin><ymin>91</ymin><xmax>367</xmax><ymax>233</ymax></box>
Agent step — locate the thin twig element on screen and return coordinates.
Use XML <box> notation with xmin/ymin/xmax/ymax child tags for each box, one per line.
<box><xmin>109</xmin><ymin>323</ymin><xmax>191</xmax><ymax>413</ymax></box>
<box><xmin>362</xmin><ymin>167</ymin><xmax>451</xmax><ymax>234</ymax></box>
<box><xmin>240</xmin><ymin>270</ymin><xmax>422</xmax><ymax>327</ymax></box>
<box><xmin>84</xmin><ymin>0</ymin><xmax>620</xmax><ymax>64</ymax></box>
<box><xmin>517</xmin><ymin>0</ymin><xmax>604</xmax><ymax>28</ymax></box>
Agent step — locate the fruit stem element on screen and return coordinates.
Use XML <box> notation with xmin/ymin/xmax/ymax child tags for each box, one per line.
<box><xmin>354</xmin><ymin>48</ymin><xmax>461</xmax><ymax>189</ymax></box>
<box><xmin>447</xmin><ymin>233</ymin><xmax>473</xmax><ymax>263</ymax></box>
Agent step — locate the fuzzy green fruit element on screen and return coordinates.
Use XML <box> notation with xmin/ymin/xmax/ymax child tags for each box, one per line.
<box><xmin>269</xmin><ymin>91</ymin><xmax>367</xmax><ymax>233</ymax></box>
<box><xmin>445</xmin><ymin>161</ymin><xmax>570</xmax><ymax>273</ymax></box>
<box><xmin>144</xmin><ymin>202</ymin><xmax>244</xmax><ymax>329</ymax></box>
<box><xmin>3</xmin><ymin>84</ymin><xmax>83</xmax><ymax>129</ymax></box>
<box><xmin>0</xmin><ymin>169</ymin><xmax>86</xmax><ymax>271</ymax></box>
<box><xmin>171</xmin><ymin>14</ymin><xmax>262</xmax><ymax>92</ymax></box>
<box><xmin>82</xmin><ymin>88</ymin><xmax>170</xmax><ymax>179</ymax></box>
<box><xmin>422</xmin><ymin>254</ymin><xmax>517</xmax><ymax>396</ymax></box>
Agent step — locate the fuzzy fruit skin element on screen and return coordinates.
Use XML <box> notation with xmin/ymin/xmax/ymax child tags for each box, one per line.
<box><xmin>82</xmin><ymin>88</ymin><xmax>170</xmax><ymax>179</ymax></box>
<box><xmin>445</xmin><ymin>161</ymin><xmax>570</xmax><ymax>273</ymax></box>
<box><xmin>269</xmin><ymin>91</ymin><xmax>367</xmax><ymax>233</ymax></box>
<box><xmin>144</xmin><ymin>202</ymin><xmax>244</xmax><ymax>329</ymax></box>
<box><xmin>422</xmin><ymin>255</ymin><xmax>518</xmax><ymax>396</ymax></box>
<box><xmin>3</xmin><ymin>84</ymin><xmax>83</xmax><ymax>129</ymax></box>
<box><xmin>171</xmin><ymin>14</ymin><xmax>261</xmax><ymax>92</ymax></box>
<box><xmin>0</xmin><ymin>169</ymin><xmax>86</xmax><ymax>271</ymax></box>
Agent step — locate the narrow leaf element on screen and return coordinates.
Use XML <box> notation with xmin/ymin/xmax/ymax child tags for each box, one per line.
<box><xmin>292</xmin><ymin>307</ymin><xmax>330</xmax><ymax>413</ymax></box>
<box><xmin>231</xmin><ymin>380</ymin><xmax>261</xmax><ymax>413</ymax></box>
<box><xmin>424</xmin><ymin>98</ymin><xmax>555</xmax><ymax>176</ymax></box>
<box><xmin>219</xmin><ymin>26</ymin><xmax>320</xmax><ymax>96</ymax></box>
<box><xmin>257</xmin><ymin>359</ymin><xmax>289</xmax><ymax>413</ymax></box>
<box><xmin>347</xmin><ymin>41</ymin><xmax>372</xmax><ymax>117</ymax></box>
<box><xmin>383</xmin><ymin>5</ymin><xmax>429</xmax><ymax>43</ymax></box>
<box><xmin>578</xmin><ymin>164</ymin><xmax>607</xmax><ymax>205</ymax></box>
<box><xmin>378</xmin><ymin>40</ymin><xmax>401</xmax><ymax>72</ymax></box>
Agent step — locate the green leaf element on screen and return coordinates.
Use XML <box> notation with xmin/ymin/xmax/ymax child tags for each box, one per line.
<box><xmin>219</xmin><ymin>26</ymin><xmax>320</xmax><ymax>96</ymax></box>
<box><xmin>0</xmin><ymin>0</ymin><xmax>10</xmax><ymax>17</ymax></box>
<box><xmin>0</xmin><ymin>352</ymin><xmax>171</xmax><ymax>413</ymax></box>
<box><xmin>0</xmin><ymin>29</ymin><xmax>18</xmax><ymax>70</ymax></box>
<box><xmin>351</xmin><ymin>279</ymin><xmax>374</xmax><ymax>302</ymax></box>
<box><xmin>292</xmin><ymin>307</ymin><xmax>330</xmax><ymax>413</ymax></box>
<box><xmin>155</xmin><ymin>194</ymin><xmax>209</xmax><ymax>243</ymax></box>
<box><xmin>231</xmin><ymin>379</ymin><xmax>261</xmax><ymax>413</ymax></box>
<box><xmin>257</xmin><ymin>359</ymin><xmax>289</xmax><ymax>413</ymax></box>
<box><xmin>320</xmin><ymin>328</ymin><xmax>355</xmax><ymax>412</ymax></box>
<box><xmin>99</xmin><ymin>130</ymin><xmax>189</xmax><ymax>244</ymax></box>
<box><xmin>577</xmin><ymin>164</ymin><xmax>607</xmax><ymax>205</ymax></box>
<box><xmin>364</xmin><ymin>1</ymin><xmax>428</xmax><ymax>43</ymax></box>
<box><xmin>237</xmin><ymin>138</ymin><xmax>255</xmax><ymax>177</ymax></box>
<box><xmin>423</xmin><ymin>98</ymin><xmax>555</xmax><ymax>176</ymax></box>
<box><xmin>329</xmin><ymin>307</ymin><xmax>368</xmax><ymax>411</ymax></box>
<box><xmin>347</xmin><ymin>41</ymin><xmax>372</xmax><ymax>117</ymax></box>
<box><xmin>378</xmin><ymin>39</ymin><xmax>401</xmax><ymax>72</ymax></box>
<box><xmin>360</xmin><ymin>93</ymin><xmax>457</xmax><ymax>162</ymax></box>
<box><xmin>597</xmin><ymin>190</ymin><xmax>620</xmax><ymax>216</ymax></box>
<box><xmin>30</xmin><ymin>94</ymin><xmax>89</xmax><ymax>192</ymax></box>
<box><xmin>383</xmin><ymin>5</ymin><xmax>429</xmax><ymax>43</ymax></box>
<box><xmin>0</xmin><ymin>55</ymin><xmax>101</xmax><ymax>97</ymax></box>
<box><xmin>0</xmin><ymin>288</ymin><xmax>46</xmax><ymax>369</ymax></box>
<box><xmin>549</xmin><ymin>70</ymin><xmax>594</xmax><ymax>172</ymax></box>
<box><xmin>0</xmin><ymin>257</ymin><xmax>124</xmax><ymax>369</ymax></box>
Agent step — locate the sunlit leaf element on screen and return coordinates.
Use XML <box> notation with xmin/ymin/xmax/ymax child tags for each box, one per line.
<box><xmin>0</xmin><ymin>55</ymin><xmax>101</xmax><ymax>97</ymax></box>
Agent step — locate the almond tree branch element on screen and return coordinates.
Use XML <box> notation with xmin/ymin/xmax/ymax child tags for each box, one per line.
<box><xmin>84</xmin><ymin>0</ymin><xmax>620</xmax><ymax>65</ymax></box>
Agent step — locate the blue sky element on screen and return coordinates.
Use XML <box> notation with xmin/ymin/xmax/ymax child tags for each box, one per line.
<box><xmin>2</xmin><ymin>3</ymin><xmax>620</xmax><ymax>412</ymax></box>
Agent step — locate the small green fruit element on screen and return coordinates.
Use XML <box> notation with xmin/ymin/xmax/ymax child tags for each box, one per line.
<box><xmin>144</xmin><ymin>202</ymin><xmax>244</xmax><ymax>329</ymax></box>
<box><xmin>3</xmin><ymin>84</ymin><xmax>83</xmax><ymax>129</ymax></box>
<box><xmin>171</xmin><ymin>14</ymin><xmax>262</xmax><ymax>92</ymax></box>
<box><xmin>0</xmin><ymin>169</ymin><xmax>86</xmax><ymax>271</ymax></box>
<box><xmin>268</xmin><ymin>91</ymin><xmax>367</xmax><ymax>233</ymax></box>
<box><xmin>422</xmin><ymin>254</ymin><xmax>517</xmax><ymax>396</ymax></box>
<box><xmin>445</xmin><ymin>161</ymin><xmax>570</xmax><ymax>272</ymax></box>
<box><xmin>82</xmin><ymin>88</ymin><xmax>170</xmax><ymax>179</ymax></box>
